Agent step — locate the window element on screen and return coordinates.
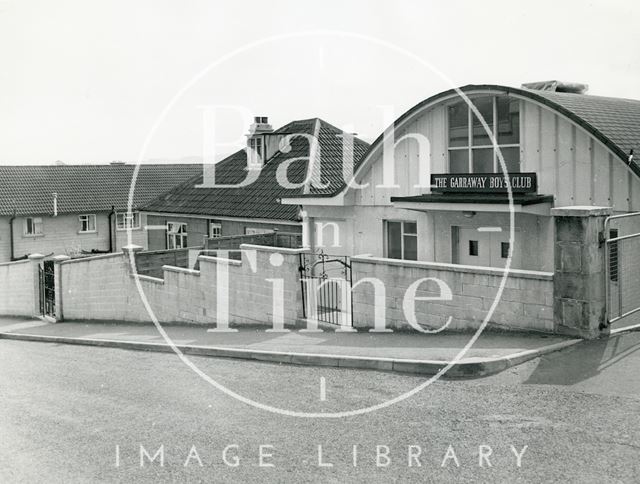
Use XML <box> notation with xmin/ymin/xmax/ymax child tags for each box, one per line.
<box><xmin>116</xmin><ymin>212</ymin><xmax>140</xmax><ymax>230</ymax></box>
<box><xmin>386</xmin><ymin>221</ymin><xmax>417</xmax><ymax>261</ymax></box>
<box><xmin>79</xmin><ymin>214</ymin><xmax>96</xmax><ymax>233</ymax></box>
<box><xmin>245</xmin><ymin>227</ymin><xmax>271</xmax><ymax>235</ymax></box>
<box><xmin>167</xmin><ymin>222</ymin><xmax>188</xmax><ymax>249</ymax></box>
<box><xmin>24</xmin><ymin>217</ymin><xmax>43</xmax><ymax>236</ymax></box>
<box><xmin>248</xmin><ymin>137</ymin><xmax>263</xmax><ymax>158</ymax></box>
<box><xmin>209</xmin><ymin>221</ymin><xmax>222</xmax><ymax>238</ymax></box>
<box><xmin>500</xmin><ymin>242</ymin><xmax>510</xmax><ymax>259</ymax></box>
<box><xmin>448</xmin><ymin>95</ymin><xmax>520</xmax><ymax>173</ymax></box>
<box><xmin>469</xmin><ymin>240</ymin><xmax>479</xmax><ymax>257</ymax></box>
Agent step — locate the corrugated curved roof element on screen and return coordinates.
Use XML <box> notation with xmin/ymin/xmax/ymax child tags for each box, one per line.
<box><xmin>291</xmin><ymin>84</ymin><xmax>640</xmax><ymax>198</ymax></box>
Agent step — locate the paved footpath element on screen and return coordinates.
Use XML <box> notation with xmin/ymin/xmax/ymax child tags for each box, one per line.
<box><xmin>0</xmin><ymin>317</ymin><xmax>582</xmax><ymax>377</ymax></box>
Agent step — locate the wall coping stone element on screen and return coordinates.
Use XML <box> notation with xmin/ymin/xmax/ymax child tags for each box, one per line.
<box><xmin>198</xmin><ymin>255</ymin><xmax>242</xmax><ymax>266</ymax></box>
<box><xmin>122</xmin><ymin>244</ymin><xmax>144</xmax><ymax>252</ymax></box>
<box><xmin>551</xmin><ymin>206</ymin><xmax>613</xmax><ymax>217</ymax></box>
<box><xmin>28</xmin><ymin>253</ymin><xmax>45</xmax><ymax>260</ymax></box>
<box><xmin>0</xmin><ymin>258</ymin><xmax>30</xmax><ymax>267</ymax></box>
<box><xmin>59</xmin><ymin>252</ymin><xmax>123</xmax><ymax>264</ymax></box>
<box><xmin>351</xmin><ymin>255</ymin><xmax>554</xmax><ymax>281</ymax></box>
<box><xmin>162</xmin><ymin>265</ymin><xmax>201</xmax><ymax>276</ymax></box>
<box><xmin>131</xmin><ymin>273</ymin><xmax>165</xmax><ymax>285</ymax></box>
<box><xmin>52</xmin><ymin>255</ymin><xmax>71</xmax><ymax>262</ymax></box>
<box><xmin>239</xmin><ymin>243</ymin><xmax>309</xmax><ymax>255</ymax></box>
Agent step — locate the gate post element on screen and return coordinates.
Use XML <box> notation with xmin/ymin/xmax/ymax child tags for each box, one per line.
<box><xmin>552</xmin><ymin>206</ymin><xmax>612</xmax><ymax>339</ymax></box>
<box><xmin>52</xmin><ymin>255</ymin><xmax>71</xmax><ymax>321</ymax></box>
<box><xmin>28</xmin><ymin>253</ymin><xmax>45</xmax><ymax>317</ymax></box>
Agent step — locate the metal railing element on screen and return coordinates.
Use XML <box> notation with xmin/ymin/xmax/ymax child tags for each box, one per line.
<box><xmin>604</xmin><ymin>212</ymin><xmax>640</xmax><ymax>326</ymax></box>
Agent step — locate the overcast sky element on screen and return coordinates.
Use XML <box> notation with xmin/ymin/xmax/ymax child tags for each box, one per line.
<box><xmin>1</xmin><ymin>0</ymin><xmax>639</xmax><ymax>164</ymax></box>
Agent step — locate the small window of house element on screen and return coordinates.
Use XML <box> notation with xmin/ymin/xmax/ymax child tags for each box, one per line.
<box><xmin>167</xmin><ymin>222</ymin><xmax>188</xmax><ymax>249</ymax></box>
<box><xmin>79</xmin><ymin>214</ymin><xmax>96</xmax><ymax>233</ymax></box>
<box><xmin>116</xmin><ymin>212</ymin><xmax>140</xmax><ymax>230</ymax></box>
<box><xmin>24</xmin><ymin>217</ymin><xmax>43</xmax><ymax>236</ymax></box>
<box><xmin>386</xmin><ymin>221</ymin><xmax>418</xmax><ymax>261</ymax></box>
<box><xmin>209</xmin><ymin>221</ymin><xmax>222</xmax><ymax>238</ymax></box>
<box><xmin>448</xmin><ymin>95</ymin><xmax>520</xmax><ymax>174</ymax></box>
<box><xmin>469</xmin><ymin>240</ymin><xmax>479</xmax><ymax>257</ymax></box>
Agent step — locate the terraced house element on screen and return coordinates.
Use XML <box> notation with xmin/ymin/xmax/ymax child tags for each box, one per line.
<box><xmin>0</xmin><ymin>163</ymin><xmax>201</xmax><ymax>261</ymax></box>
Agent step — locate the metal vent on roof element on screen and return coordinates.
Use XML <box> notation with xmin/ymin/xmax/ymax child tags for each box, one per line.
<box><xmin>521</xmin><ymin>80</ymin><xmax>589</xmax><ymax>94</ymax></box>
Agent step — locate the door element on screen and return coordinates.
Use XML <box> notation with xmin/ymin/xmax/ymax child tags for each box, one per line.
<box><xmin>458</xmin><ymin>228</ymin><xmax>492</xmax><ymax>266</ymax></box>
<box><xmin>457</xmin><ymin>227</ymin><xmax>520</xmax><ymax>268</ymax></box>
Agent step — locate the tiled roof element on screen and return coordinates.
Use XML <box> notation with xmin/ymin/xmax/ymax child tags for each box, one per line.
<box><xmin>0</xmin><ymin>164</ymin><xmax>202</xmax><ymax>216</ymax></box>
<box><xmin>142</xmin><ymin>118</ymin><xmax>370</xmax><ymax>221</ymax></box>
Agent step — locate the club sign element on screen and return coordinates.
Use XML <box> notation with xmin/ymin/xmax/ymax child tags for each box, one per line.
<box><xmin>430</xmin><ymin>173</ymin><xmax>537</xmax><ymax>193</ymax></box>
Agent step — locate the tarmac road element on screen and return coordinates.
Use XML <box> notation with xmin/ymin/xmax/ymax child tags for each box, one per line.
<box><xmin>1</xmin><ymin>333</ymin><xmax>640</xmax><ymax>483</ymax></box>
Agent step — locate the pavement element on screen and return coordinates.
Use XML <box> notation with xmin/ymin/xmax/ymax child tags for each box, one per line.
<box><xmin>0</xmin><ymin>317</ymin><xmax>581</xmax><ymax>378</ymax></box>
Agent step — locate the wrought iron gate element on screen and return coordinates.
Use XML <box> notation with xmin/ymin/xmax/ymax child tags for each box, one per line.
<box><xmin>604</xmin><ymin>212</ymin><xmax>640</xmax><ymax>327</ymax></box>
<box><xmin>299</xmin><ymin>251</ymin><xmax>353</xmax><ymax>327</ymax></box>
<box><xmin>39</xmin><ymin>260</ymin><xmax>56</xmax><ymax>317</ymax></box>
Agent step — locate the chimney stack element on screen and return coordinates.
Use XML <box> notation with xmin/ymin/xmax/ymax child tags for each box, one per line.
<box><xmin>247</xmin><ymin>116</ymin><xmax>274</xmax><ymax>169</ymax></box>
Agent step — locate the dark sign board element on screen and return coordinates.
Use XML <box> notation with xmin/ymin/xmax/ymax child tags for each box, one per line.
<box><xmin>430</xmin><ymin>173</ymin><xmax>537</xmax><ymax>193</ymax></box>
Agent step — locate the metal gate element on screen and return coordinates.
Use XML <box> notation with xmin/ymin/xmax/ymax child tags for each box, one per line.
<box><xmin>299</xmin><ymin>251</ymin><xmax>353</xmax><ymax>327</ymax></box>
<box><xmin>604</xmin><ymin>212</ymin><xmax>640</xmax><ymax>327</ymax></box>
<box><xmin>39</xmin><ymin>260</ymin><xmax>56</xmax><ymax>317</ymax></box>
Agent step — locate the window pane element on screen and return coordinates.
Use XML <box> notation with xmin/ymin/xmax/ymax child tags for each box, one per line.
<box><xmin>448</xmin><ymin>101</ymin><xmax>468</xmax><ymax>147</ymax></box>
<box><xmin>449</xmin><ymin>150</ymin><xmax>469</xmax><ymax>173</ymax></box>
<box><xmin>404</xmin><ymin>222</ymin><xmax>417</xmax><ymax>234</ymax></box>
<box><xmin>403</xmin><ymin>235</ymin><xmax>417</xmax><ymax>261</ymax></box>
<box><xmin>497</xmin><ymin>97</ymin><xmax>520</xmax><ymax>144</ymax></box>
<box><xmin>501</xmin><ymin>242</ymin><xmax>510</xmax><ymax>259</ymax></box>
<box><xmin>469</xmin><ymin>240</ymin><xmax>479</xmax><ymax>256</ymax></box>
<box><xmin>387</xmin><ymin>222</ymin><xmax>402</xmax><ymax>259</ymax></box>
<box><xmin>496</xmin><ymin>146</ymin><xmax>521</xmax><ymax>173</ymax></box>
<box><xmin>472</xmin><ymin>97</ymin><xmax>494</xmax><ymax>146</ymax></box>
<box><xmin>472</xmin><ymin>148</ymin><xmax>494</xmax><ymax>173</ymax></box>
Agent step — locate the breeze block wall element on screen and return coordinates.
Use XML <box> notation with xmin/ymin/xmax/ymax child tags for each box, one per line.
<box><xmin>57</xmin><ymin>244</ymin><xmax>306</xmax><ymax>328</ymax></box>
<box><xmin>350</xmin><ymin>256</ymin><xmax>555</xmax><ymax>333</ymax></box>
<box><xmin>0</xmin><ymin>255</ymin><xmax>41</xmax><ymax>317</ymax></box>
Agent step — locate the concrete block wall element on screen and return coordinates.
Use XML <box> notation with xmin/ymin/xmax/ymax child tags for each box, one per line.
<box><xmin>58</xmin><ymin>244</ymin><xmax>306</xmax><ymax>328</ymax></box>
<box><xmin>0</xmin><ymin>258</ymin><xmax>38</xmax><ymax>317</ymax></box>
<box><xmin>350</xmin><ymin>256</ymin><xmax>554</xmax><ymax>333</ymax></box>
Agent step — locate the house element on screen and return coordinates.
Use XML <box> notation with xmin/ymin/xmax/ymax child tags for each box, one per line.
<box><xmin>283</xmin><ymin>82</ymin><xmax>640</xmax><ymax>272</ymax></box>
<box><xmin>0</xmin><ymin>163</ymin><xmax>202</xmax><ymax>261</ymax></box>
<box><xmin>141</xmin><ymin>117</ymin><xmax>370</xmax><ymax>250</ymax></box>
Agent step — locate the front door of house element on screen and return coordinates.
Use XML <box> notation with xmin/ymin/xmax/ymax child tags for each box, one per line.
<box><xmin>458</xmin><ymin>227</ymin><xmax>519</xmax><ymax>268</ymax></box>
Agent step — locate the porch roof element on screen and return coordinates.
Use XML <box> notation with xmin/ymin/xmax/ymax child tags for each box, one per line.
<box><xmin>390</xmin><ymin>193</ymin><xmax>554</xmax><ymax>215</ymax></box>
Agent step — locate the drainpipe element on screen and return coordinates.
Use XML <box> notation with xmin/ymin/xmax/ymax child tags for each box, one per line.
<box><xmin>108</xmin><ymin>205</ymin><xmax>115</xmax><ymax>252</ymax></box>
<box><xmin>9</xmin><ymin>209</ymin><xmax>16</xmax><ymax>261</ymax></box>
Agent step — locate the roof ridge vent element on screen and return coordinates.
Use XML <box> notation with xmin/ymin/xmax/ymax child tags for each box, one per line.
<box><xmin>521</xmin><ymin>80</ymin><xmax>588</xmax><ymax>94</ymax></box>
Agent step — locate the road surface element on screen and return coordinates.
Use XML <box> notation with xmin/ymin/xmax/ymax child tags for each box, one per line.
<box><xmin>2</xmin><ymin>333</ymin><xmax>640</xmax><ymax>482</ymax></box>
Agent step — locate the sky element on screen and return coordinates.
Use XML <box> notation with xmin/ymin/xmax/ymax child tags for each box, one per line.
<box><xmin>1</xmin><ymin>0</ymin><xmax>639</xmax><ymax>164</ymax></box>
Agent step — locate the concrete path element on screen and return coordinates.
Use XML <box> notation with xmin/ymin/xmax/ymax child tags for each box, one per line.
<box><xmin>0</xmin><ymin>317</ymin><xmax>581</xmax><ymax>378</ymax></box>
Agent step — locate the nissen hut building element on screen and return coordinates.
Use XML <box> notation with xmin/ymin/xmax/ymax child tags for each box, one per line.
<box><xmin>284</xmin><ymin>82</ymin><xmax>640</xmax><ymax>273</ymax></box>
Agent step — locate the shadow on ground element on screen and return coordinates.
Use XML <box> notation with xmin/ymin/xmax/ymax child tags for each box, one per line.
<box><xmin>524</xmin><ymin>330</ymin><xmax>640</xmax><ymax>386</ymax></box>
